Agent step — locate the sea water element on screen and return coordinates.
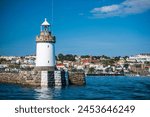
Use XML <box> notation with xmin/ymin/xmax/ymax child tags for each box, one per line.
<box><xmin>0</xmin><ymin>76</ymin><xmax>150</xmax><ymax>100</ymax></box>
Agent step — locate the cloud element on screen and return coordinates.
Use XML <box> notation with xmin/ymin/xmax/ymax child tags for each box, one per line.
<box><xmin>90</xmin><ymin>0</ymin><xmax>150</xmax><ymax>18</ymax></box>
<box><xmin>91</xmin><ymin>5</ymin><xmax>120</xmax><ymax>13</ymax></box>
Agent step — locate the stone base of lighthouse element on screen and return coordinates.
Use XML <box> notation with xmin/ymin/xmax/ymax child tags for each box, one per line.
<box><xmin>0</xmin><ymin>70</ymin><xmax>88</xmax><ymax>87</ymax></box>
<box><xmin>0</xmin><ymin>70</ymin><xmax>66</xmax><ymax>87</ymax></box>
<box><xmin>34</xmin><ymin>66</ymin><xmax>55</xmax><ymax>71</ymax></box>
<box><xmin>34</xmin><ymin>66</ymin><xmax>66</xmax><ymax>87</ymax></box>
<box><xmin>40</xmin><ymin>70</ymin><xmax>66</xmax><ymax>87</ymax></box>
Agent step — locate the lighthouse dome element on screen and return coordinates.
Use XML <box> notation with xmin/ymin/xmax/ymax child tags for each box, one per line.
<box><xmin>41</xmin><ymin>18</ymin><xmax>50</xmax><ymax>26</ymax></box>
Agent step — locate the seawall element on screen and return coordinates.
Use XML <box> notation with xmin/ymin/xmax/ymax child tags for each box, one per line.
<box><xmin>0</xmin><ymin>71</ymin><xmax>41</xmax><ymax>86</ymax></box>
<box><xmin>0</xmin><ymin>70</ymin><xmax>86</xmax><ymax>87</ymax></box>
<box><xmin>68</xmin><ymin>72</ymin><xmax>86</xmax><ymax>85</ymax></box>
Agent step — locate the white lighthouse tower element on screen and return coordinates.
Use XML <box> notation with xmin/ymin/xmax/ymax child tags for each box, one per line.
<box><xmin>36</xmin><ymin>18</ymin><xmax>56</xmax><ymax>71</ymax></box>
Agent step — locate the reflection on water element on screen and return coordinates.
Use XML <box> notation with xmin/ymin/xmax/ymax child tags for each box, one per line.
<box><xmin>34</xmin><ymin>86</ymin><xmax>62</xmax><ymax>100</ymax></box>
<box><xmin>0</xmin><ymin>76</ymin><xmax>150</xmax><ymax>100</ymax></box>
<box><xmin>34</xmin><ymin>87</ymin><xmax>52</xmax><ymax>100</ymax></box>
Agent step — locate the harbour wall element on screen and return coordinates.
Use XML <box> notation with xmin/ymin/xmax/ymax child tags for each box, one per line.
<box><xmin>0</xmin><ymin>70</ymin><xmax>66</xmax><ymax>87</ymax></box>
<box><xmin>0</xmin><ymin>70</ymin><xmax>85</xmax><ymax>87</ymax></box>
<box><xmin>68</xmin><ymin>72</ymin><xmax>86</xmax><ymax>85</ymax></box>
<box><xmin>0</xmin><ymin>71</ymin><xmax>41</xmax><ymax>86</ymax></box>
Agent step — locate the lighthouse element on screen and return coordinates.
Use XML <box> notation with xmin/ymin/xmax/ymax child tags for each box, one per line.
<box><xmin>34</xmin><ymin>18</ymin><xmax>66</xmax><ymax>87</ymax></box>
<box><xmin>35</xmin><ymin>18</ymin><xmax>56</xmax><ymax>71</ymax></box>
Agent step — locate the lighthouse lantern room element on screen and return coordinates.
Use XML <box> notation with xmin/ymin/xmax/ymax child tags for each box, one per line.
<box><xmin>35</xmin><ymin>18</ymin><xmax>56</xmax><ymax>71</ymax></box>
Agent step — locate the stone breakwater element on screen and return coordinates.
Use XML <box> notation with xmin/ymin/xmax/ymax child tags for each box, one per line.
<box><xmin>0</xmin><ymin>71</ymin><xmax>41</xmax><ymax>86</ymax></box>
<box><xmin>0</xmin><ymin>70</ymin><xmax>86</xmax><ymax>87</ymax></box>
<box><xmin>68</xmin><ymin>72</ymin><xmax>86</xmax><ymax>85</ymax></box>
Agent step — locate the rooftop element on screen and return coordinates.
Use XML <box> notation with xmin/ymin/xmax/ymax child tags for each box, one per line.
<box><xmin>41</xmin><ymin>18</ymin><xmax>50</xmax><ymax>26</ymax></box>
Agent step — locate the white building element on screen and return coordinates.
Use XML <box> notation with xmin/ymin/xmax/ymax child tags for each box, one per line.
<box><xmin>127</xmin><ymin>54</ymin><xmax>150</xmax><ymax>63</ymax></box>
<box><xmin>35</xmin><ymin>18</ymin><xmax>56</xmax><ymax>71</ymax></box>
<box><xmin>0</xmin><ymin>56</ymin><xmax>20</xmax><ymax>61</ymax></box>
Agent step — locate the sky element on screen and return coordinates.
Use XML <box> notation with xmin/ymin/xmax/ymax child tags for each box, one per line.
<box><xmin>0</xmin><ymin>0</ymin><xmax>150</xmax><ymax>56</ymax></box>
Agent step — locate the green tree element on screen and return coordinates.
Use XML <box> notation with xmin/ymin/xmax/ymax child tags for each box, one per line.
<box><xmin>88</xmin><ymin>67</ymin><xmax>95</xmax><ymax>74</ymax></box>
<box><xmin>123</xmin><ymin>56</ymin><xmax>129</xmax><ymax>60</ymax></box>
<box><xmin>0</xmin><ymin>58</ymin><xmax>7</xmax><ymax>64</ymax></box>
<box><xmin>114</xmin><ymin>56</ymin><xmax>121</xmax><ymax>61</ymax></box>
<box><xmin>124</xmin><ymin>64</ymin><xmax>129</xmax><ymax>70</ymax></box>
<box><xmin>101</xmin><ymin>59</ymin><xmax>115</xmax><ymax>66</ymax></box>
<box><xmin>81</xmin><ymin>55</ymin><xmax>90</xmax><ymax>58</ymax></box>
<box><xmin>58</xmin><ymin>53</ymin><xmax>64</xmax><ymax>61</ymax></box>
<box><xmin>100</xmin><ymin>55</ymin><xmax>110</xmax><ymax>59</ymax></box>
<box><xmin>65</xmin><ymin>54</ymin><xmax>75</xmax><ymax>61</ymax></box>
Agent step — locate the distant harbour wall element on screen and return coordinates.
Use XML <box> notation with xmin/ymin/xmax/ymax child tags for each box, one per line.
<box><xmin>87</xmin><ymin>73</ymin><xmax>124</xmax><ymax>76</ymax></box>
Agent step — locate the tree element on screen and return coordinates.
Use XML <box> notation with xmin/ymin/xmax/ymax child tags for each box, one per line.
<box><xmin>57</xmin><ymin>54</ymin><xmax>75</xmax><ymax>61</ymax></box>
<box><xmin>81</xmin><ymin>55</ymin><xmax>90</xmax><ymax>58</ymax></box>
<box><xmin>0</xmin><ymin>58</ymin><xmax>7</xmax><ymax>64</ymax></box>
<box><xmin>114</xmin><ymin>56</ymin><xmax>121</xmax><ymax>61</ymax></box>
<box><xmin>101</xmin><ymin>59</ymin><xmax>115</xmax><ymax>66</ymax></box>
<box><xmin>124</xmin><ymin>64</ymin><xmax>129</xmax><ymax>70</ymax></box>
<box><xmin>144</xmin><ymin>61</ymin><xmax>150</xmax><ymax>65</ymax></box>
<box><xmin>20</xmin><ymin>56</ymin><xmax>25</xmax><ymax>59</ymax></box>
<box><xmin>123</xmin><ymin>56</ymin><xmax>129</xmax><ymax>60</ymax></box>
<box><xmin>100</xmin><ymin>55</ymin><xmax>110</xmax><ymax>59</ymax></box>
<box><xmin>58</xmin><ymin>53</ymin><xmax>64</xmax><ymax>61</ymax></box>
<box><xmin>65</xmin><ymin>54</ymin><xmax>75</xmax><ymax>61</ymax></box>
<box><xmin>88</xmin><ymin>67</ymin><xmax>95</xmax><ymax>74</ymax></box>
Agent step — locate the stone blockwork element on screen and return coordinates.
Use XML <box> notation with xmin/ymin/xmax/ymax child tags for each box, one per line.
<box><xmin>0</xmin><ymin>70</ymin><xmax>66</xmax><ymax>87</ymax></box>
<box><xmin>34</xmin><ymin>66</ymin><xmax>55</xmax><ymax>71</ymax></box>
<box><xmin>68</xmin><ymin>72</ymin><xmax>86</xmax><ymax>85</ymax></box>
<box><xmin>0</xmin><ymin>71</ymin><xmax>85</xmax><ymax>86</ymax></box>
<box><xmin>36</xmin><ymin>31</ymin><xmax>56</xmax><ymax>43</ymax></box>
<box><xmin>41</xmin><ymin>70</ymin><xmax>66</xmax><ymax>87</ymax></box>
<box><xmin>54</xmin><ymin>71</ymin><xmax>66</xmax><ymax>86</ymax></box>
<box><xmin>0</xmin><ymin>70</ymin><xmax>41</xmax><ymax>86</ymax></box>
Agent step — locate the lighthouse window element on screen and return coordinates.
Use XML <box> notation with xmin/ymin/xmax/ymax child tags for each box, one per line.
<box><xmin>48</xmin><ymin>61</ymin><xmax>49</xmax><ymax>63</ymax></box>
<box><xmin>48</xmin><ymin>45</ymin><xmax>49</xmax><ymax>48</ymax></box>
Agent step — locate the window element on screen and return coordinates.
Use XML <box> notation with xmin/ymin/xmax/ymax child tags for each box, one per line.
<box><xmin>48</xmin><ymin>45</ymin><xmax>49</xmax><ymax>48</ymax></box>
<box><xmin>48</xmin><ymin>61</ymin><xmax>49</xmax><ymax>63</ymax></box>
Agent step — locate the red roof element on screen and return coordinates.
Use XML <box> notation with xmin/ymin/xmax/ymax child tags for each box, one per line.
<box><xmin>81</xmin><ymin>59</ymin><xmax>91</xmax><ymax>63</ymax></box>
<box><xmin>56</xmin><ymin>64</ymin><xmax>64</xmax><ymax>66</ymax></box>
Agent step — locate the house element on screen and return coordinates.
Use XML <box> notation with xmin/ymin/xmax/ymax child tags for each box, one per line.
<box><xmin>128</xmin><ymin>54</ymin><xmax>150</xmax><ymax>63</ymax></box>
<box><xmin>56</xmin><ymin>64</ymin><xmax>66</xmax><ymax>70</ymax></box>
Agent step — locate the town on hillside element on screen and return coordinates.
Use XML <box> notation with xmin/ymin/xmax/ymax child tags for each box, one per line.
<box><xmin>0</xmin><ymin>53</ymin><xmax>150</xmax><ymax>76</ymax></box>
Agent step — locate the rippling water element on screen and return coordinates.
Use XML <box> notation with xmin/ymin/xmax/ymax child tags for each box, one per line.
<box><xmin>0</xmin><ymin>76</ymin><xmax>150</xmax><ymax>100</ymax></box>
